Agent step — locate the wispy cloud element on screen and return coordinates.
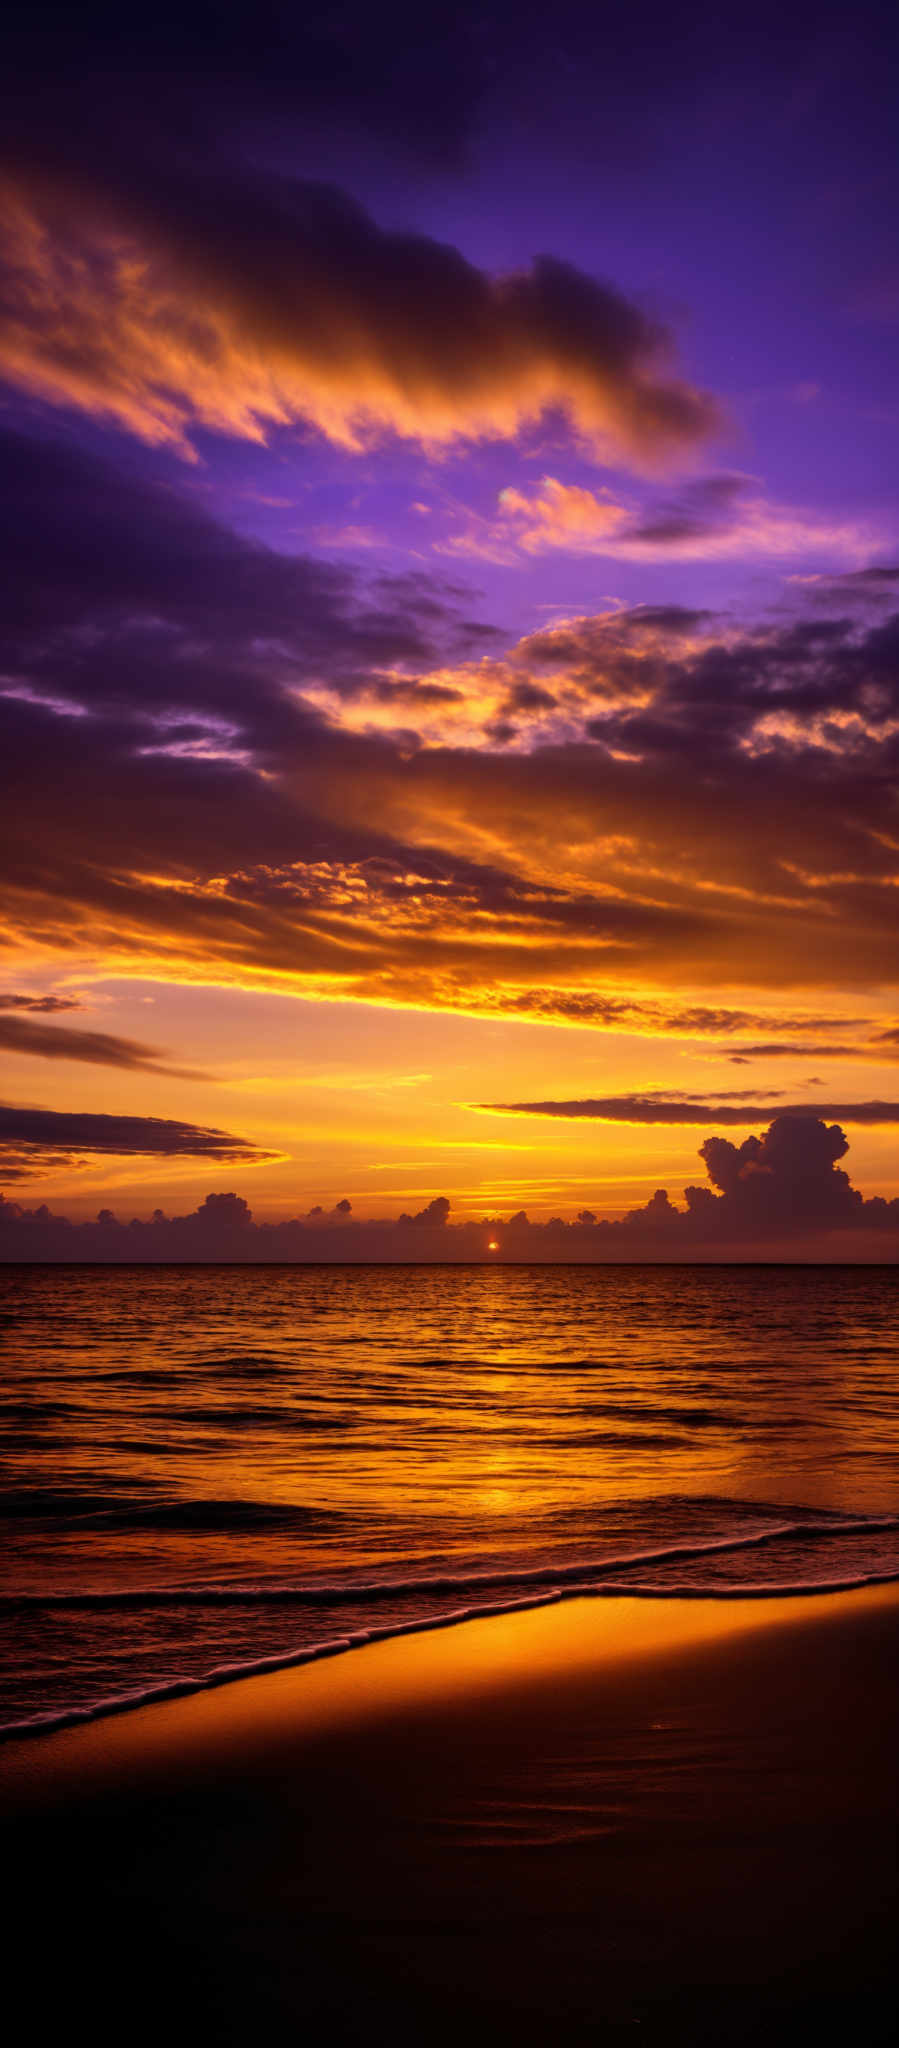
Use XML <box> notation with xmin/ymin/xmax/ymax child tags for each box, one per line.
<box><xmin>0</xmin><ymin>992</ymin><xmax>82</xmax><ymax>1014</ymax></box>
<box><xmin>443</xmin><ymin>472</ymin><xmax>886</xmax><ymax>566</ymax></box>
<box><xmin>0</xmin><ymin>998</ymin><xmax>201</xmax><ymax>1076</ymax></box>
<box><xmin>479</xmin><ymin>1095</ymin><xmax>899</xmax><ymax>1125</ymax></box>
<box><xmin>0</xmin><ymin>1104</ymin><xmax>276</xmax><ymax>1181</ymax></box>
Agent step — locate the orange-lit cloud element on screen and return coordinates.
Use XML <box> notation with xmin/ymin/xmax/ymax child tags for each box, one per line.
<box><xmin>3</xmin><ymin>429</ymin><xmax>899</xmax><ymax>1043</ymax></box>
<box><xmin>0</xmin><ymin>174</ymin><xmax>720</xmax><ymax>466</ymax></box>
<box><xmin>497</xmin><ymin>478</ymin><xmax>630</xmax><ymax>551</ymax></box>
<box><xmin>443</xmin><ymin>473</ymin><xmax>885</xmax><ymax>565</ymax></box>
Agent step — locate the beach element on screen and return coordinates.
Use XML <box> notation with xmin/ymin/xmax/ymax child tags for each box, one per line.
<box><xmin>2</xmin><ymin>1582</ymin><xmax>897</xmax><ymax>2045</ymax></box>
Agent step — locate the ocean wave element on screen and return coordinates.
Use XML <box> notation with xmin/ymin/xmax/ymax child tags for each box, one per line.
<box><xmin>4</xmin><ymin>1511</ymin><xmax>897</xmax><ymax>1608</ymax></box>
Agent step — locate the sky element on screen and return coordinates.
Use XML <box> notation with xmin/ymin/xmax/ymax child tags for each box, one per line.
<box><xmin>2</xmin><ymin>1</ymin><xmax>899</xmax><ymax>1250</ymax></box>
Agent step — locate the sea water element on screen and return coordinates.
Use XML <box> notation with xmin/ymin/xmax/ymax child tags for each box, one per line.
<box><xmin>2</xmin><ymin>1262</ymin><xmax>898</xmax><ymax>1736</ymax></box>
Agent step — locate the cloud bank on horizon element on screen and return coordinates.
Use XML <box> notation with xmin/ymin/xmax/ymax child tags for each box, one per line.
<box><xmin>1</xmin><ymin>1</ymin><xmax>898</xmax><ymax>1228</ymax></box>
<box><xmin>2</xmin><ymin>1117</ymin><xmax>897</xmax><ymax>1262</ymax></box>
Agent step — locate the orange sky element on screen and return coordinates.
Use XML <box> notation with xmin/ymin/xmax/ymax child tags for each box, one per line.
<box><xmin>5</xmin><ymin>968</ymin><xmax>899</xmax><ymax>1221</ymax></box>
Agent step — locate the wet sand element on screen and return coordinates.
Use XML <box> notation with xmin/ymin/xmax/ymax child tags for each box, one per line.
<box><xmin>2</xmin><ymin>1584</ymin><xmax>897</xmax><ymax>2045</ymax></box>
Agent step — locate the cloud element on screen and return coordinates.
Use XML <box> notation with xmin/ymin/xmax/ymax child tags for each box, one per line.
<box><xmin>479</xmin><ymin>1096</ymin><xmax>899</xmax><ymax>1125</ymax></box>
<box><xmin>0</xmin><ymin>992</ymin><xmax>82</xmax><ymax>1013</ymax></box>
<box><xmin>0</xmin><ymin>1105</ymin><xmax>275</xmax><ymax>1181</ymax></box>
<box><xmin>621</xmin><ymin>475</ymin><xmax>881</xmax><ymax>562</ymax></box>
<box><xmin>2</xmin><ymin>1117</ymin><xmax>897</xmax><ymax>1259</ymax></box>
<box><xmin>0</xmin><ymin>427</ymin><xmax>452</xmax><ymax>701</ymax></box>
<box><xmin>494</xmin><ymin>479</ymin><xmax>631</xmax><ymax>553</ymax></box>
<box><xmin>788</xmin><ymin>566</ymin><xmax>899</xmax><ymax>606</ymax></box>
<box><xmin>469</xmin><ymin>989</ymin><xmax>874</xmax><ymax>1040</ymax></box>
<box><xmin>722</xmin><ymin>1040</ymin><xmax>888</xmax><ymax>1064</ymax></box>
<box><xmin>445</xmin><ymin>473</ymin><xmax>885</xmax><ymax>565</ymax></box>
<box><xmin>0</xmin><ymin>171</ymin><xmax>719</xmax><ymax>467</ymax></box>
<box><xmin>397</xmin><ymin>1195</ymin><xmax>451</xmax><ymax>1226</ymax></box>
<box><xmin>5</xmin><ymin>3</ymin><xmax>489</xmax><ymax>172</ymax></box>
<box><xmin>676</xmin><ymin>1115</ymin><xmax>898</xmax><ymax>1241</ymax></box>
<box><xmin>4</xmin><ymin>428</ymin><xmax>899</xmax><ymax>1019</ymax></box>
<box><xmin>0</xmin><ymin>1012</ymin><xmax>200</xmax><ymax>1076</ymax></box>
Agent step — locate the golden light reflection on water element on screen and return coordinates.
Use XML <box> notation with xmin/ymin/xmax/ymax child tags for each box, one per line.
<box><xmin>3</xmin><ymin>1264</ymin><xmax>898</xmax><ymax>1733</ymax></box>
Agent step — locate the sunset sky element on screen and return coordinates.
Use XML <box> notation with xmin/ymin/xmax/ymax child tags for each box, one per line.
<box><xmin>2</xmin><ymin>0</ymin><xmax>899</xmax><ymax>1229</ymax></box>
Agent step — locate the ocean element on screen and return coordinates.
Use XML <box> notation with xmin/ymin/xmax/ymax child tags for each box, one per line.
<box><xmin>2</xmin><ymin>1261</ymin><xmax>898</xmax><ymax>1738</ymax></box>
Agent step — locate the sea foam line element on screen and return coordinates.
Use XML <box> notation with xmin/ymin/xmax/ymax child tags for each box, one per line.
<box><xmin>1</xmin><ymin>1564</ymin><xmax>898</xmax><ymax>1745</ymax></box>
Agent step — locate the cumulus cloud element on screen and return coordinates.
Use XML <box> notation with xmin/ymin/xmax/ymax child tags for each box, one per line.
<box><xmin>397</xmin><ymin>1195</ymin><xmax>451</xmax><ymax>1226</ymax></box>
<box><xmin>0</xmin><ymin>172</ymin><xmax>719</xmax><ymax>466</ymax></box>
<box><xmin>2</xmin><ymin>1117</ymin><xmax>897</xmax><ymax>1259</ymax></box>
<box><xmin>0</xmin><ymin>1105</ymin><xmax>275</xmax><ymax>1181</ymax></box>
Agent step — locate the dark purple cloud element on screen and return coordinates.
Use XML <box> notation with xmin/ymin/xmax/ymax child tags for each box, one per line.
<box><xmin>481</xmin><ymin>1097</ymin><xmax>899</xmax><ymax>1125</ymax></box>
<box><xmin>7</xmin><ymin>3</ymin><xmax>895</xmax><ymax>187</ymax></box>
<box><xmin>0</xmin><ymin>1105</ymin><xmax>274</xmax><ymax>1181</ymax></box>
<box><xmin>0</xmin><ymin>428</ymin><xmax>456</xmax><ymax>702</ymax></box>
<box><xmin>723</xmin><ymin>1041</ymin><xmax>877</xmax><ymax>1064</ymax></box>
<box><xmin>626</xmin><ymin>473</ymin><xmax>750</xmax><ymax>546</ymax></box>
<box><xmin>4</xmin><ymin>2</ymin><xmax>489</xmax><ymax>170</ymax></box>
<box><xmin>0</xmin><ymin>1013</ymin><xmax>199</xmax><ymax>1076</ymax></box>
<box><xmin>0</xmin><ymin>993</ymin><xmax>81</xmax><ymax>1014</ymax></box>
<box><xmin>397</xmin><ymin>1196</ymin><xmax>452</xmax><ymax>1227</ymax></box>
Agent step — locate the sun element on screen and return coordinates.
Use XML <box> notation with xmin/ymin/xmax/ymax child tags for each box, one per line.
<box><xmin>488</xmin><ymin>1240</ymin><xmax>500</xmax><ymax>1251</ymax></box>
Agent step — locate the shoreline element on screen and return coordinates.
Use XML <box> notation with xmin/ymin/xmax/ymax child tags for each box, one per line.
<box><xmin>3</xmin><ymin>1564</ymin><xmax>899</xmax><ymax>1748</ymax></box>
<box><xmin>2</xmin><ymin>1585</ymin><xmax>897</xmax><ymax>2043</ymax></box>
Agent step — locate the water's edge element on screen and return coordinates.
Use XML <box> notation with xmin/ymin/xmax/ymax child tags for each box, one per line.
<box><xmin>4</xmin><ymin>1562</ymin><xmax>899</xmax><ymax>1747</ymax></box>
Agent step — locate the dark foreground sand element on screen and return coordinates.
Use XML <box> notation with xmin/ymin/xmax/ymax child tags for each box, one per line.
<box><xmin>2</xmin><ymin>1585</ymin><xmax>897</xmax><ymax>2046</ymax></box>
